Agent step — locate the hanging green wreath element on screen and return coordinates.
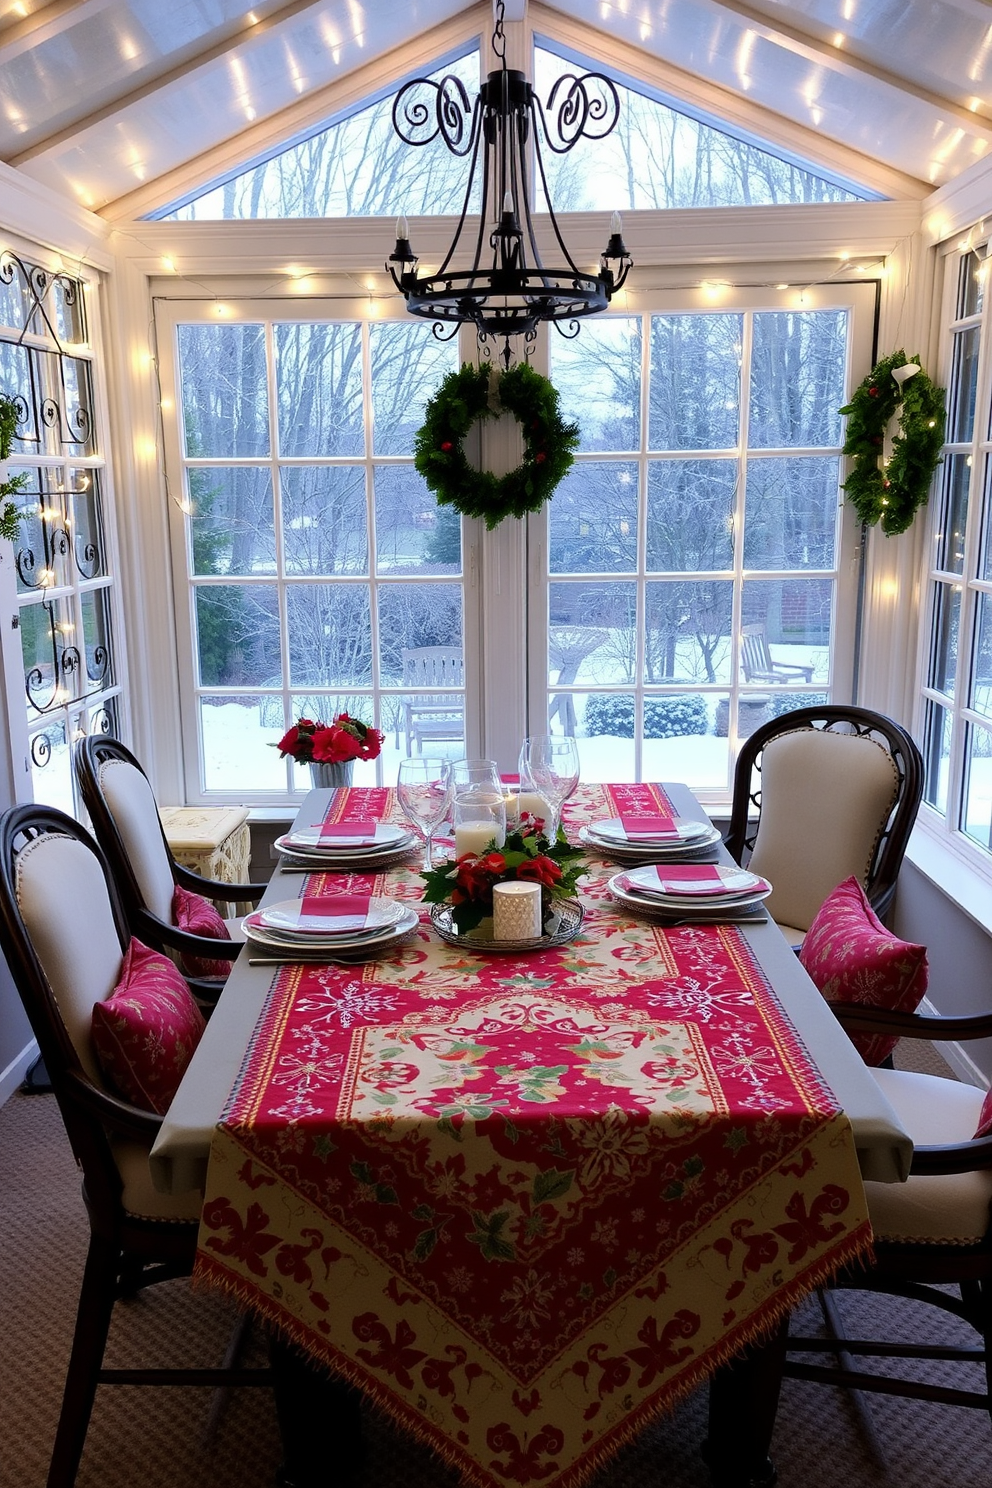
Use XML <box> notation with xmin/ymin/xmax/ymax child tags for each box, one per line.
<box><xmin>413</xmin><ymin>362</ymin><xmax>579</xmax><ymax>530</ymax></box>
<box><xmin>839</xmin><ymin>350</ymin><xmax>946</xmax><ymax>536</ymax></box>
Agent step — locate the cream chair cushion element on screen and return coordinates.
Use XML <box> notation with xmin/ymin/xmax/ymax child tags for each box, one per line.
<box><xmin>113</xmin><ymin>1141</ymin><xmax>203</xmax><ymax>1222</ymax></box>
<box><xmin>747</xmin><ymin>728</ymin><xmax>898</xmax><ymax>934</ymax></box>
<box><xmin>865</xmin><ymin>1068</ymin><xmax>992</xmax><ymax>1244</ymax></box>
<box><xmin>98</xmin><ymin>758</ymin><xmax>175</xmax><ymax>920</ymax></box>
<box><xmin>15</xmin><ymin>832</ymin><xmax>123</xmax><ymax>1085</ymax></box>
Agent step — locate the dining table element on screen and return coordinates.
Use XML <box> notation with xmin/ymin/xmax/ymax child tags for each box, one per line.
<box><xmin>150</xmin><ymin>780</ymin><xmax>913</xmax><ymax>1488</ymax></box>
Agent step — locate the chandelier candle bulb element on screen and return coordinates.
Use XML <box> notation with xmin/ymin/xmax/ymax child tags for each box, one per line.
<box><xmin>396</xmin><ymin>214</ymin><xmax>409</xmax><ymax>239</ymax></box>
<box><xmin>493</xmin><ymin>880</ymin><xmax>543</xmax><ymax>940</ymax></box>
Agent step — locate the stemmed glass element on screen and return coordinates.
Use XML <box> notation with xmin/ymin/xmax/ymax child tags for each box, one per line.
<box><xmin>519</xmin><ymin>735</ymin><xmax>580</xmax><ymax>841</ymax></box>
<box><xmin>397</xmin><ymin>758</ymin><xmax>454</xmax><ymax>871</ymax></box>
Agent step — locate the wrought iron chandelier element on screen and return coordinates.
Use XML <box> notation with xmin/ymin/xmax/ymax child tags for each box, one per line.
<box><xmin>387</xmin><ymin>1</ymin><xmax>632</xmax><ymax>366</ymax></box>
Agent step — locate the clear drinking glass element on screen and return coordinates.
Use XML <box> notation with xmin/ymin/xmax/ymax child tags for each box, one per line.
<box><xmin>396</xmin><ymin>757</ymin><xmax>454</xmax><ymax>870</ymax></box>
<box><xmin>449</xmin><ymin>759</ymin><xmax>506</xmax><ymax>857</ymax></box>
<box><xmin>519</xmin><ymin>735</ymin><xmax>580</xmax><ymax>840</ymax></box>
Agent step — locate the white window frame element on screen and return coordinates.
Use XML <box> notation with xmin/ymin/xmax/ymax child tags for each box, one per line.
<box><xmin>915</xmin><ymin>233</ymin><xmax>992</xmax><ymax>882</ymax></box>
<box><xmin>525</xmin><ymin>282</ymin><xmax>876</xmax><ymax>802</ymax></box>
<box><xmin>154</xmin><ymin>296</ymin><xmax>487</xmax><ymax>805</ymax></box>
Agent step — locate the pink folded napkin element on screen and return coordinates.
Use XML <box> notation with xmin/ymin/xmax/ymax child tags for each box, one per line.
<box><xmin>297</xmin><ymin>893</ymin><xmax>373</xmax><ymax>930</ymax></box>
<box><xmin>619</xmin><ymin>864</ymin><xmax>735</xmax><ymax>897</ymax></box>
<box><xmin>307</xmin><ymin>819</ymin><xmax>379</xmax><ymax>845</ymax></box>
<box><xmin>619</xmin><ymin>811</ymin><xmax>680</xmax><ymax>841</ymax></box>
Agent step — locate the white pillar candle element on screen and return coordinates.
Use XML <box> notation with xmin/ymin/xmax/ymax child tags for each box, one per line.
<box><xmin>503</xmin><ymin>786</ymin><xmax>521</xmax><ymax>826</ymax></box>
<box><xmin>493</xmin><ymin>881</ymin><xmax>543</xmax><ymax>940</ymax></box>
<box><xmin>515</xmin><ymin>791</ymin><xmax>550</xmax><ymax>825</ymax></box>
<box><xmin>454</xmin><ymin>821</ymin><xmax>501</xmax><ymax>857</ymax></box>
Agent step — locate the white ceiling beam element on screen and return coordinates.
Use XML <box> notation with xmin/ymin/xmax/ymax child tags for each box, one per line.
<box><xmin>534</xmin><ymin>4</ymin><xmax>929</xmax><ymax>200</ymax></box>
<box><xmin>687</xmin><ymin>0</ymin><xmax>992</xmax><ymax>136</ymax></box>
<box><xmin>0</xmin><ymin>0</ymin><xmax>115</xmax><ymax>62</ymax></box>
<box><xmin>6</xmin><ymin>0</ymin><xmax>332</xmax><ymax>165</ymax></box>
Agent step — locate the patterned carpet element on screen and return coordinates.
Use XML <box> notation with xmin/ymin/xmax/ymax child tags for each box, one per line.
<box><xmin>1</xmin><ymin>1044</ymin><xmax>990</xmax><ymax>1488</ymax></box>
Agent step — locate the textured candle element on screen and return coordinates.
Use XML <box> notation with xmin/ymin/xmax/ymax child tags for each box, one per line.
<box><xmin>493</xmin><ymin>880</ymin><xmax>543</xmax><ymax>940</ymax></box>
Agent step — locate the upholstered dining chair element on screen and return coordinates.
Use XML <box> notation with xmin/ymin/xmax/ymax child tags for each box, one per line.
<box><xmin>74</xmin><ymin>735</ymin><xmax>263</xmax><ymax>988</ymax></box>
<box><xmin>784</xmin><ymin>997</ymin><xmax>992</xmax><ymax>1425</ymax></box>
<box><xmin>724</xmin><ymin>705</ymin><xmax>924</xmax><ymax>945</ymax></box>
<box><xmin>0</xmin><ymin>804</ymin><xmax>270</xmax><ymax>1488</ymax></box>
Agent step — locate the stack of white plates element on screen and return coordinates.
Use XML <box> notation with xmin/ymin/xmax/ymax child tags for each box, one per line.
<box><xmin>579</xmin><ymin>817</ymin><xmax>722</xmax><ymax>861</ymax></box>
<box><xmin>274</xmin><ymin>820</ymin><xmax>417</xmax><ymax>870</ymax></box>
<box><xmin>607</xmin><ymin>863</ymin><xmax>772</xmax><ymax>919</ymax></box>
<box><xmin>242</xmin><ymin>895</ymin><xmax>419</xmax><ymax>958</ymax></box>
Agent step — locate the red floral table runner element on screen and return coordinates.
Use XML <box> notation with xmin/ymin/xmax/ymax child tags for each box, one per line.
<box><xmin>195</xmin><ymin>785</ymin><xmax>870</xmax><ymax>1488</ymax></box>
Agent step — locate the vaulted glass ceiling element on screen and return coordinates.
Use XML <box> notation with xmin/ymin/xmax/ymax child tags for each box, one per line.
<box><xmin>1</xmin><ymin>0</ymin><xmax>991</xmax><ymax>216</ymax></box>
<box><xmin>160</xmin><ymin>39</ymin><xmax>869</xmax><ymax>220</ymax></box>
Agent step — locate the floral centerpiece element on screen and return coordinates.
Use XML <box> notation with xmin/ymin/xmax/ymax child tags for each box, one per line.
<box><xmin>274</xmin><ymin>713</ymin><xmax>383</xmax><ymax>781</ymax></box>
<box><xmin>420</xmin><ymin>815</ymin><xmax>586</xmax><ymax>935</ymax></box>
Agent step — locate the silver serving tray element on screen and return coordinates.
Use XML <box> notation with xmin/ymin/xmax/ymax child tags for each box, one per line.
<box><xmin>429</xmin><ymin>899</ymin><xmax>583</xmax><ymax>952</ymax></box>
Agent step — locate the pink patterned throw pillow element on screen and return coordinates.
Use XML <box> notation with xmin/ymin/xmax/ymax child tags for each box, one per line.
<box><xmin>975</xmin><ymin>1090</ymin><xmax>992</xmax><ymax>1140</ymax></box>
<box><xmin>172</xmin><ymin>883</ymin><xmax>233</xmax><ymax>979</ymax></box>
<box><xmin>91</xmin><ymin>938</ymin><xmax>206</xmax><ymax>1114</ymax></box>
<box><xmin>798</xmin><ymin>875</ymin><xmax>928</xmax><ymax>1066</ymax></box>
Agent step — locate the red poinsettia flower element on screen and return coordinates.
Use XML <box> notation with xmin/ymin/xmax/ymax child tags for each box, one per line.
<box><xmin>517</xmin><ymin>855</ymin><xmax>563</xmax><ymax>888</ymax></box>
<box><xmin>275</xmin><ymin>711</ymin><xmax>381</xmax><ymax>764</ymax></box>
<box><xmin>451</xmin><ymin>851</ymin><xmax>507</xmax><ymax>904</ymax></box>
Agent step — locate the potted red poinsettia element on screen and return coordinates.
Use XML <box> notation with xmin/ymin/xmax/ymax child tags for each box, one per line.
<box><xmin>274</xmin><ymin>712</ymin><xmax>383</xmax><ymax>787</ymax></box>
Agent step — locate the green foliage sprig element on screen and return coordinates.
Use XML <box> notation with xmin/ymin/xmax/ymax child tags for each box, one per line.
<box><xmin>0</xmin><ymin>393</ymin><xmax>27</xmax><ymax>543</ymax></box>
<box><xmin>839</xmin><ymin>351</ymin><xmax>946</xmax><ymax>536</ymax></box>
<box><xmin>413</xmin><ymin>362</ymin><xmax>579</xmax><ymax>530</ymax></box>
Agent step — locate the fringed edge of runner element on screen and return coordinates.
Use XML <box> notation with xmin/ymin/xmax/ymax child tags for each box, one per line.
<box><xmin>192</xmin><ymin>1218</ymin><xmax>874</xmax><ymax>1488</ymax></box>
<box><xmin>538</xmin><ymin>1216</ymin><xmax>876</xmax><ymax>1488</ymax></box>
<box><xmin>191</xmin><ymin>1254</ymin><xmax>494</xmax><ymax>1488</ymax></box>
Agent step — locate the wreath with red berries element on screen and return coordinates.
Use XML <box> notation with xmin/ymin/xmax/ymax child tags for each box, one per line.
<box><xmin>839</xmin><ymin>350</ymin><xmax>946</xmax><ymax>536</ymax></box>
<box><xmin>413</xmin><ymin>362</ymin><xmax>579</xmax><ymax>530</ymax></box>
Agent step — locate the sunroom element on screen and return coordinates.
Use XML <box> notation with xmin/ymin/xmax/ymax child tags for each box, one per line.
<box><xmin>6</xmin><ymin>1</ymin><xmax>992</xmax><ymax>1483</ymax></box>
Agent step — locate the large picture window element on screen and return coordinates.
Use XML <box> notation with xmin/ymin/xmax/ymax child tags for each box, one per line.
<box><xmin>158</xmin><ymin>303</ymin><xmax>471</xmax><ymax>800</ymax></box>
<box><xmin>159</xmin><ymin>283</ymin><xmax>871</xmax><ymax>803</ymax></box>
<box><xmin>535</xmin><ymin>285</ymin><xmax>873</xmax><ymax>793</ymax></box>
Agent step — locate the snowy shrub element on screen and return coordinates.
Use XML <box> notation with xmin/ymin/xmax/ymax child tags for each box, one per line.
<box><xmin>584</xmin><ymin>694</ymin><xmax>709</xmax><ymax>739</ymax></box>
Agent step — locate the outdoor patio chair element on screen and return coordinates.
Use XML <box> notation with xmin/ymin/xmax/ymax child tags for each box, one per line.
<box><xmin>740</xmin><ymin>623</ymin><xmax>815</xmax><ymax>684</ymax></box>
<box><xmin>400</xmin><ymin>646</ymin><xmax>465</xmax><ymax>755</ymax></box>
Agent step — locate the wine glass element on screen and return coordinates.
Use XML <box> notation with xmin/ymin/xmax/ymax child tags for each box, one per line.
<box><xmin>519</xmin><ymin>735</ymin><xmax>580</xmax><ymax>840</ymax></box>
<box><xmin>397</xmin><ymin>758</ymin><xmax>454</xmax><ymax>870</ymax></box>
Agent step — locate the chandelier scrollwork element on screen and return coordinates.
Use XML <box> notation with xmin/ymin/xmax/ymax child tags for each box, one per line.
<box><xmin>387</xmin><ymin>1</ymin><xmax>632</xmax><ymax>367</ymax></box>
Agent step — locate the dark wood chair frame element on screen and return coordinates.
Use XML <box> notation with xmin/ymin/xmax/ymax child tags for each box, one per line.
<box><xmin>724</xmin><ymin>704</ymin><xmax>924</xmax><ymax>922</ymax></box>
<box><xmin>74</xmin><ymin>736</ymin><xmax>264</xmax><ymax>986</ymax></box>
<box><xmin>785</xmin><ymin>1000</ymin><xmax>992</xmax><ymax>1423</ymax></box>
<box><xmin>0</xmin><ymin>804</ymin><xmax>271</xmax><ymax>1488</ymax></box>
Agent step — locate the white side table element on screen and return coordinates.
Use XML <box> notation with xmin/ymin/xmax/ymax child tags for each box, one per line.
<box><xmin>158</xmin><ymin>806</ymin><xmax>252</xmax><ymax>914</ymax></box>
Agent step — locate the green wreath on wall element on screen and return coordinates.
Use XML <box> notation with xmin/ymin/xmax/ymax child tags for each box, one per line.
<box><xmin>839</xmin><ymin>350</ymin><xmax>946</xmax><ymax>536</ymax></box>
<box><xmin>413</xmin><ymin>362</ymin><xmax>579</xmax><ymax>531</ymax></box>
